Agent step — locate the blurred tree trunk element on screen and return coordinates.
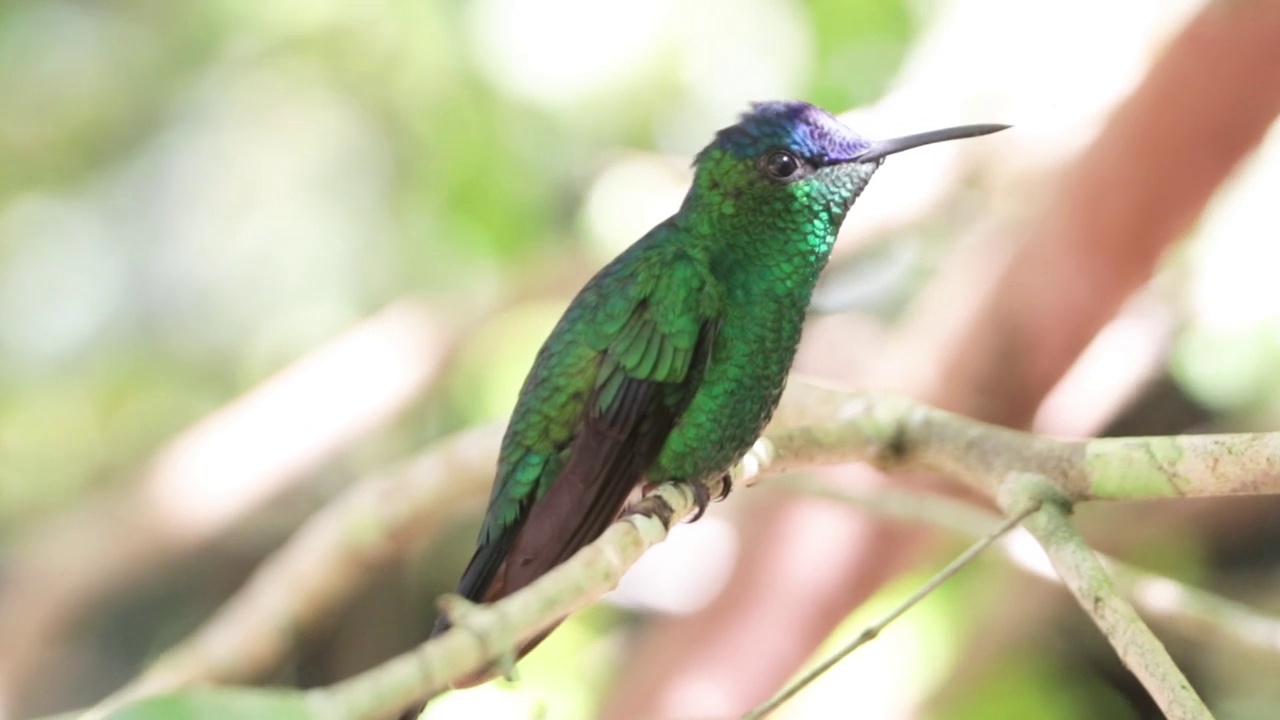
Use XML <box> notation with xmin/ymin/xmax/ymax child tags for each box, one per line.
<box><xmin>602</xmin><ymin>1</ymin><xmax>1280</xmax><ymax>716</ymax></box>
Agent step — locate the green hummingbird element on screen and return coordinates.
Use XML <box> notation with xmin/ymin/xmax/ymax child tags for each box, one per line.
<box><xmin>433</xmin><ymin>101</ymin><xmax>1005</xmax><ymax>673</ymax></box>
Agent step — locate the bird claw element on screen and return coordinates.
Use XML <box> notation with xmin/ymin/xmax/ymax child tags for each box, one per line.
<box><xmin>715</xmin><ymin>472</ymin><xmax>733</xmax><ymax>501</ymax></box>
<box><xmin>686</xmin><ymin>473</ymin><xmax>732</xmax><ymax>522</ymax></box>
<box><xmin>687</xmin><ymin>481</ymin><xmax>711</xmax><ymax>522</ymax></box>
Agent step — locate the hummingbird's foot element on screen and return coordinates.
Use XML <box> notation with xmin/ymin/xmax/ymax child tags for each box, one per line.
<box><xmin>686</xmin><ymin>472</ymin><xmax>733</xmax><ymax>522</ymax></box>
<box><xmin>714</xmin><ymin>472</ymin><xmax>733</xmax><ymax>501</ymax></box>
<box><xmin>687</xmin><ymin>480</ymin><xmax>712</xmax><ymax>522</ymax></box>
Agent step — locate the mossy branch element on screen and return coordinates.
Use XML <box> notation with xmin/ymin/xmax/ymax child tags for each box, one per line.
<box><xmin>1000</xmin><ymin>474</ymin><xmax>1212</xmax><ymax>719</ymax></box>
<box><xmin>757</xmin><ymin>386</ymin><xmax>1280</xmax><ymax>501</ymax></box>
<box><xmin>84</xmin><ymin>382</ymin><xmax>1280</xmax><ymax>718</ymax></box>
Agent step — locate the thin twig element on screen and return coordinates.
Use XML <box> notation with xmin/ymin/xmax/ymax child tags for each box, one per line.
<box><xmin>740</xmin><ymin>500</ymin><xmax>1042</xmax><ymax>720</ymax></box>
<box><xmin>780</xmin><ymin>477</ymin><xmax>1280</xmax><ymax>659</ymax></box>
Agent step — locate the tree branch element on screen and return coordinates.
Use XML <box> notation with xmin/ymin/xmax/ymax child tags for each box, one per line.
<box><xmin>752</xmin><ymin>387</ymin><xmax>1280</xmax><ymax>501</ymax></box>
<box><xmin>84</xmin><ymin>385</ymin><xmax>1280</xmax><ymax>717</ymax></box>
<box><xmin>1000</xmin><ymin>474</ymin><xmax>1212</xmax><ymax>719</ymax></box>
<box><xmin>780</xmin><ymin>477</ymin><xmax>1280</xmax><ymax>657</ymax></box>
<box><xmin>396</xmin><ymin>390</ymin><xmax>1279</xmax><ymax>701</ymax></box>
<box><xmin>83</xmin><ymin>424</ymin><xmax>503</xmax><ymax>720</ymax></box>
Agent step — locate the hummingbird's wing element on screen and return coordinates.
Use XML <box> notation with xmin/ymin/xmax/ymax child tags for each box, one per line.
<box><xmin>496</xmin><ymin>298</ymin><xmax>719</xmax><ymax>597</ymax></box>
<box><xmin>445</xmin><ymin>242</ymin><xmax>720</xmax><ymax>616</ymax></box>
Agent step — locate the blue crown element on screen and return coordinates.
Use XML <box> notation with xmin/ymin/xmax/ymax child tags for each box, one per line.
<box><xmin>701</xmin><ymin>101</ymin><xmax>870</xmax><ymax>165</ymax></box>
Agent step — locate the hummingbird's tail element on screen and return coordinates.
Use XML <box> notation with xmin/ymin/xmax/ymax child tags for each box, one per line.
<box><xmin>439</xmin><ymin>454</ymin><xmax>648</xmax><ymax>686</ymax></box>
<box><xmin>401</xmin><ymin>494</ymin><xmax>634</xmax><ymax>720</ymax></box>
<box><xmin>400</xmin><ymin>375</ymin><xmax>679</xmax><ymax>720</ymax></box>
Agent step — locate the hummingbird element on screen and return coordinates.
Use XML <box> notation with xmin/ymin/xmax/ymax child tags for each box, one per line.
<box><xmin>431</xmin><ymin>101</ymin><xmax>1005</xmax><ymax>680</ymax></box>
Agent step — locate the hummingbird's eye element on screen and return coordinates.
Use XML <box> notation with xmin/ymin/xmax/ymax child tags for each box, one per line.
<box><xmin>763</xmin><ymin>150</ymin><xmax>804</xmax><ymax>181</ymax></box>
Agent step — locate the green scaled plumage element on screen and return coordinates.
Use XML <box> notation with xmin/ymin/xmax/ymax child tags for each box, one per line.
<box><xmin>427</xmin><ymin>102</ymin><xmax>1007</xmax><ymax>685</ymax></box>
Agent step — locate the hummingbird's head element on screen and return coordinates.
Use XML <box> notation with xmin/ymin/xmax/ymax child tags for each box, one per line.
<box><xmin>687</xmin><ymin>101</ymin><xmax>1006</xmax><ymax>238</ymax></box>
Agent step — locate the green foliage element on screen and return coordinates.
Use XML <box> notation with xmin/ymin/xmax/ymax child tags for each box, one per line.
<box><xmin>0</xmin><ymin>0</ymin><xmax>918</xmax><ymax>527</ymax></box>
<box><xmin>104</xmin><ymin>689</ymin><xmax>310</xmax><ymax>720</ymax></box>
<box><xmin>1173</xmin><ymin>324</ymin><xmax>1280</xmax><ymax>412</ymax></box>
<box><xmin>939</xmin><ymin>654</ymin><xmax>1138</xmax><ymax>720</ymax></box>
<box><xmin>802</xmin><ymin>0</ymin><xmax>916</xmax><ymax>110</ymax></box>
<box><xmin>0</xmin><ymin>1</ymin><xmax>919</xmax><ymax>712</ymax></box>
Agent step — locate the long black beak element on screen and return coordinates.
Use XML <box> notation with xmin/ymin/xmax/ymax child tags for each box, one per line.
<box><xmin>852</xmin><ymin>123</ymin><xmax>1009</xmax><ymax>163</ymax></box>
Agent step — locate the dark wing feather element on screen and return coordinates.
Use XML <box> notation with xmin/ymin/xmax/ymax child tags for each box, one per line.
<box><xmin>435</xmin><ymin>248</ymin><xmax>719</xmax><ymax>636</ymax></box>
<box><xmin>496</xmin><ymin>295</ymin><xmax>719</xmax><ymax>596</ymax></box>
<box><xmin>498</xmin><ymin>359</ymin><xmax>669</xmax><ymax>594</ymax></box>
<box><xmin>444</xmin><ymin>369</ymin><xmax>663</xmax><ymax>621</ymax></box>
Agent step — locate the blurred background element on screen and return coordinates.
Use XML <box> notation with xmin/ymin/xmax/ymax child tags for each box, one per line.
<box><xmin>2</xmin><ymin>0</ymin><xmax>1280</xmax><ymax>718</ymax></box>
